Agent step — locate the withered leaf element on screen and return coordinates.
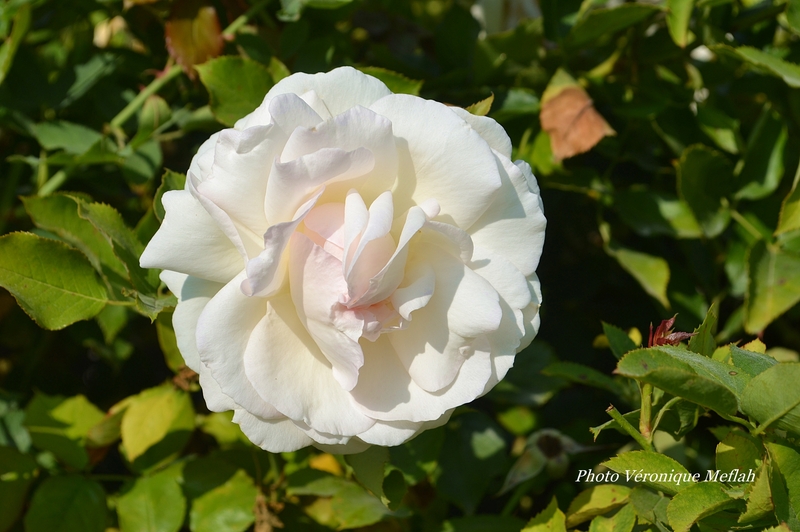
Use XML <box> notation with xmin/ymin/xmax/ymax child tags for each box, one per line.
<box><xmin>165</xmin><ymin>0</ymin><xmax>223</xmax><ymax>77</ymax></box>
<box><xmin>539</xmin><ymin>86</ymin><xmax>615</xmax><ymax>161</ymax></box>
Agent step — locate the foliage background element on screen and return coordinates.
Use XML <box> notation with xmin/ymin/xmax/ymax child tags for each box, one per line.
<box><xmin>1</xmin><ymin>0</ymin><xmax>800</xmax><ymax>530</ymax></box>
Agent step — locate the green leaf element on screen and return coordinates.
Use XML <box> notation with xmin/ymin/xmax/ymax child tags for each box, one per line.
<box><xmin>745</xmin><ymin>242</ymin><xmax>800</xmax><ymax>334</ymax></box>
<box><xmin>566</xmin><ymin>4</ymin><xmax>662</xmax><ymax>49</ymax></box>
<box><xmin>24</xmin><ymin>393</ymin><xmax>104</xmax><ymax>469</ymax></box>
<box><xmin>0</xmin><ymin>3</ymin><xmax>30</xmax><ymax>86</ymax></box>
<box><xmin>543</xmin><ymin>361</ymin><xmax>622</xmax><ymax>396</ymax></box>
<box><xmin>616</xmin><ymin>346</ymin><xmax>748</xmax><ymax>415</ymax></box>
<box><xmin>32</xmin><ymin>121</ymin><xmax>103</xmax><ymax>155</ymax></box>
<box><xmin>628</xmin><ymin>486</ymin><xmax>670</xmax><ymax>528</ymax></box>
<box><xmin>607</xmin><ymin>246</ymin><xmax>670</xmax><ymax>308</ymax></box>
<box><xmin>666</xmin><ymin>482</ymin><xmax>738</xmax><ymax>532</ymax></box>
<box><xmin>442</xmin><ymin>515</ymin><xmax>526</xmax><ymax>532</ymax></box>
<box><xmin>602</xmin><ymin>323</ymin><xmax>638</xmax><ymax>360</ymax></box>
<box><xmin>154</xmin><ymin>170</ymin><xmax>186</xmax><ymax>223</ymax></box>
<box><xmin>522</xmin><ymin>496</ymin><xmax>566</xmax><ymax>532</ymax></box>
<box><xmin>688</xmin><ymin>301</ymin><xmax>718</xmax><ymax>357</ymax></box>
<box><xmin>500</xmin><ymin>446</ymin><xmax>546</xmax><ymax>494</ymax></box>
<box><xmin>603</xmin><ymin>451</ymin><xmax>690</xmax><ymax>495</ymax></box>
<box><xmin>189</xmin><ymin>469</ymin><xmax>257</xmax><ymax>532</ymax></box>
<box><xmin>738</xmin><ymin>462</ymin><xmax>773</xmax><ymax>523</ymax></box>
<box><xmin>278</xmin><ymin>0</ymin><xmax>354</xmax><ymax>21</ymax></box>
<box><xmin>736</xmin><ymin>105</ymin><xmax>788</xmax><ymax>200</ymax></box>
<box><xmin>199</xmin><ymin>412</ymin><xmax>251</xmax><ymax>448</ymax></box>
<box><xmin>345</xmin><ymin>446</ymin><xmax>389</xmax><ymax>500</ymax></box>
<box><xmin>466</xmin><ymin>93</ymin><xmax>494</xmax><ymax>116</ymax></box>
<box><xmin>196</xmin><ymin>56</ymin><xmax>274</xmax><ymax>127</ymax></box>
<box><xmin>776</xmin><ymin>163</ymin><xmax>800</xmax><ymax>236</ymax></box>
<box><xmin>117</xmin><ymin>469</ymin><xmax>186</xmax><ymax>532</ymax></box>
<box><xmin>329</xmin><ymin>480</ymin><xmax>395</xmax><ymax>529</ymax></box>
<box><xmin>0</xmin><ymin>232</ymin><xmax>108</xmax><ymax>329</ymax></box>
<box><xmin>22</xmin><ymin>194</ymin><xmax>129</xmax><ymax>281</ymax></box>
<box><xmin>789</xmin><ymin>0</ymin><xmax>800</xmax><ymax>34</ymax></box>
<box><xmin>122</xmin><ymin>139</ymin><xmax>163</xmax><ymax>185</ymax></box>
<box><xmin>666</xmin><ymin>0</ymin><xmax>694</xmax><ymax>48</ymax></box>
<box><xmin>23</xmin><ymin>475</ymin><xmax>107</xmax><ymax>532</ymax></box>
<box><xmin>719</xmin><ymin>45</ymin><xmax>800</xmax><ymax>88</ymax></box>
<box><xmin>677</xmin><ymin>144</ymin><xmax>733</xmax><ymax>238</ymax></box>
<box><xmin>566</xmin><ymin>485</ymin><xmax>631</xmax><ymax>528</ymax></box>
<box><xmin>614</xmin><ymin>189</ymin><xmax>702</xmax><ymax>239</ymax></box>
<box><xmin>741</xmin><ymin>363</ymin><xmax>800</xmax><ymax>434</ymax></box>
<box><xmin>356</xmin><ymin>66</ymin><xmax>423</xmax><ymax>96</ymax></box>
<box><xmin>491</xmin><ymin>88</ymin><xmax>540</xmax><ymax>122</ymax></box>
<box><xmin>697</xmin><ymin>106</ymin><xmax>740</xmax><ymax>154</ymax></box>
<box><xmin>120</xmin><ymin>384</ymin><xmax>195</xmax><ymax>470</ymax></box>
<box><xmin>156</xmin><ymin>309</ymin><xmax>185</xmax><ymax>373</ymax></box>
<box><xmin>729</xmin><ymin>345</ymin><xmax>777</xmax><ymax>378</ymax></box>
<box><xmin>766</xmin><ymin>441</ymin><xmax>800</xmax><ymax>528</ymax></box>
<box><xmin>96</xmin><ymin>304</ymin><xmax>129</xmax><ymax>344</ymax></box>
<box><xmin>438</xmin><ymin>411</ymin><xmax>507</xmax><ymax>513</ymax></box>
<box><xmin>77</xmin><ymin>200</ymin><xmax>160</xmax><ymax>301</ymax></box>
<box><xmin>587</xmin><ymin>503</ymin><xmax>636</xmax><ymax>532</ymax></box>
<box><xmin>0</xmin><ymin>446</ymin><xmax>38</xmax><ymax>532</ymax></box>
<box><xmin>715</xmin><ymin>431</ymin><xmax>761</xmax><ymax>475</ymax></box>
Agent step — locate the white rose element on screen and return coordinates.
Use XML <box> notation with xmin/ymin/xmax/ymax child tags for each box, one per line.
<box><xmin>140</xmin><ymin>67</ymin><xmax>545</xmax><ymax>453</ymax></box>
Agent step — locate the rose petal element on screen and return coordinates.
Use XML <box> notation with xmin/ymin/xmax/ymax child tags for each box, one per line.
<box><xmin>289</xmin><ymin>233</ymin><xmax>365</xmax><ymax>391</ymax></box>
<box><xmin>140</xmin><ymin>190</ymin><xmax>244</xmax><ymax>283</ymax></box>
<box><xmin>235</xmin><ymin>91</ymin><xmax>323</xmax><ymax>131</ymax></box>
<box><xmin>241</xmin><ymin>188</ymin><xmax>324</xmax><ymax>298</ymax></box>
<box><xmin>196</xmin><ymin>271</ymin><xmax>282</xmax><ymax>419</ymax></box>
<box><xmin>351</xmin><ymin>335</ymin><xmax>493</xmax><ymax>422</ymax></box>
<box><xmin>233</xmin><ymin>410</ymin><xmax>313</xmax><ymax>452</ymax></box>
<box><xmin>187</xmin><ymin>131</ymin><xmax>220</xmax><ymax>185</ymax></box>
<box><xmin>242</xmin><ymin>292</ymin><xmax>376</xmax><ymax>436</ymax></box>
<box><xmin>280</xmin><ymin>106</ymin><xmax>397</xmax><ymax>204</ymax></box>
<box><xmin>450</xmin><ymin>107</ymin><xmax>513</xmax><ymax>158</ymax></box>
<box><xmin>196</xmin><ymin>125</ymin><xmax>277</xmax><ymax>237</ymax></box>
<box><xmin>468</xmin><ymin>154</ymin><xmax>546</xmax><ymax>276</ymax></box>
<box><xmin>390</xmin><ymin>261</ymin><xmax>435</xmax><ymax>321</ymax></box>
<box><xmin>390</xmin><ymin>244</ymin><xmax>502</xmax><ymax>392</ymax></box>
<box><xmin>265</xmin><ymin>147</ymin><xmax>374</xmax><ymax>225</ymax></box>
<box><xmin>265</xmin><ymin>66</ymin><xmax>392</xmax><ymax>117</ymax></box>
<box><xmin>370</xmin><ymin>94</ymin><xmax>502</xmax><ymax>229</ymax></box>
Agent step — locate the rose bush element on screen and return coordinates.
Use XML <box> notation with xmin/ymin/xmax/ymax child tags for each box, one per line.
<box><xmin>140</xmin><ymin>67</ymin><xmax>546</xmax><ymax>452</ymax></box>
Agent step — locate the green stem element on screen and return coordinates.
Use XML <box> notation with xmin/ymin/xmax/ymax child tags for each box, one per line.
<box><xmin>730</xmin><ymin>209</ymin><xmax>764</xmax><ymax>241</ymax></box>
<box><xmin>607</xmin><ymin>404</ymin><xmax>653</xmax><ymax>451</ymax></box>
<box><xmin>223</xmin><ymin>0</ymin><xmax>272</xmax><ymax>36</ymax></box>
<box><xmin>109</xmin><ymin>64</ymin><xmax>183</xmax><ymax>130</ymax></box>
<box><xmin>651</xmin><ymin>396</ymin><xmax>681</xmax><ymax>434</ymax></box>
<box><xmin>639</xmin><ymin>383</ymin><xmax>653</xmax><ymax>441</ymax></box>
<box><xmin>37</xmin><ymin>168</ymin><xmax>70</xmax><ymax>196</ymax></box>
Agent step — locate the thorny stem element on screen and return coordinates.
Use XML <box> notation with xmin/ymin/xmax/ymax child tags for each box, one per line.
<box><xmin>639</xmin><ymin>383</ymin><xmax>653</xmax><ymax>442</ymax></box>
<box><xmin>607</xmin><ymin>404</ymin><xmax>653</xmax><ymax>451</ymax></box>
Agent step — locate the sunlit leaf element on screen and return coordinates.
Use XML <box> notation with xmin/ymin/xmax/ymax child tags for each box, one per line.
<box><xmin>0</xmin><ymin>232</ymin><xmax>108</xmax><ymax>329</ymax></box>
<box><xmin>196</xmin><ymin>56</ymin><xmax>274</xmax><ymax>127</ymax></box>
<box><xmin>744</xmin><ymin>241</ymin><xmax>800</xmax><ymax>334</ymax></box>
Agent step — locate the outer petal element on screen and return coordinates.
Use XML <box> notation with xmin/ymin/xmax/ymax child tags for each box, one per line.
<box><xmin>196</xmin><ymin>125</ymin><xmax>278</xmax><ymax>238</ymax></box>
<box><xmin>242</xmin><ymin>293</ymin><xmax>376</xmax><ymax>436</ymax></box>
<box><xmin>187</xmin><ymin>131</ymin><xmax>221</xmax><ymax>184</ymax></box>
<box><xmin>264</xmin><ymin>66</ymin><xmax>392</xmax><ymax>117</ymax></box>
<box><xmin>196</xmin><ymin>271</ymin><xmax>282</xmax><ymax>420</ymax></box>
<box><xmin>468</xmin><ymin>155</ymin><xmax>546</xmax><ymax>276</ymax></box>
<box><xmin>350</xmin><ymin>335</ymin><xmax>493</xmax><ymax>423</ymax></box>
<box><xmin>369</xmin><ymin>94</ymin><xmax>502</xmax><ymax>229</ymax></box>
<box><xmin>450</xmin><ymin>107</ymin><xmax>513</xmax><ymax>158</ymax></box>
<box><xmin>232</xmin><ymin>410</ymin><xmax>313</xmax><ymax>452</ymax></box>
<box><xmin>140</xmin><ymin>190</ymin><xmax>243</xmax><ymax>283</ymax></box>
<box><xmin>160</xmin><ymin>271</ymin><xmax>224</xmax><ymax>372</ymax></box>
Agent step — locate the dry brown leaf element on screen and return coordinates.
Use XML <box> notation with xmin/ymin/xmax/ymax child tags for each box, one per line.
<box><xmin>165</xmin><ymin>0</ymin><xmax>223</xmax><ymax>77</ymax></box>
<box><xmin>539</xmin><ymin>86</ymin><xmax>615</xmax><ymax>161</ymax></box>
